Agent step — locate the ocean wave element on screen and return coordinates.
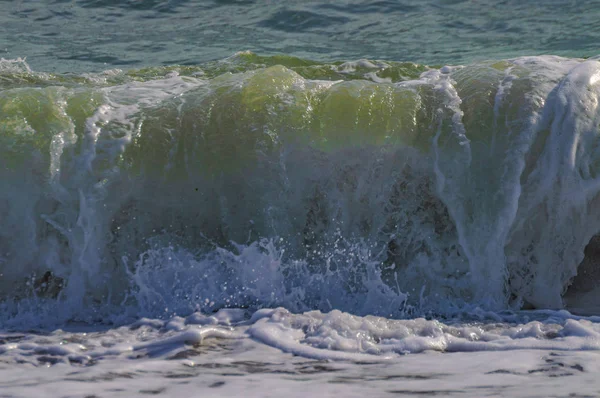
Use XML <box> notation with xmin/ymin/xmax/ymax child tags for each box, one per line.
<box><xmin>1</xmin><ymin>53</ymin><xmax>600</xmax><ymax>324</ymax></box>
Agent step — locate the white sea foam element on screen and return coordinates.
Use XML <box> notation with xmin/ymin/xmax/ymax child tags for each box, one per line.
<box><xmin>1</xmin><ymin>308</ymin><xmax>600</xmax><ymax>397</ymax></box>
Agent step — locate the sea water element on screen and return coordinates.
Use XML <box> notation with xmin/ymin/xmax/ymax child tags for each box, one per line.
<box><xmin>2</xmin><ymin>1</ymin><xmax>600</xmax><ymax>397</ymax></box>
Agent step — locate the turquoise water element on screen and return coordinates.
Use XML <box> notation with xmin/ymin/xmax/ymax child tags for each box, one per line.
<box><xmin>2</xmin><ymin>0</ymin><xmax>599</xmax><ymax>73</ymax></box>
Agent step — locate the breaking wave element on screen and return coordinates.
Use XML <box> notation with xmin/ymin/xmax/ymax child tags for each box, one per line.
<box><xmin>2</xmin><ymin>52</ymin><xmax>600</xmax><ymax>326</ymax></box>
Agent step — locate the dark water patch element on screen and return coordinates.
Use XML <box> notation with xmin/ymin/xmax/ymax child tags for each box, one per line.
<box><xmin>486</xmin><ymin>369</ymin><xmax>521</xmax><ymax>375</ymax></box>
<box><xmin>65</xmin><ymin>371</ymin><xmax>136</xmax><ymax>382</ymax></box>
<box><xmin>161</xmin><ymin>59</ymin><xmax>201</xmax><ymax>66</ymax></box>
<box><xmin>78</xmin><ymin>0</ymin><xmax>189</xmax><ymax>13</ymax></box>
<box><xmin>528</xmin><ymin>368</ymin><xmax>574</xmax><ymax>377</ymax></box>
<box><xmin>163</xmin><ymin>372</ymin><xmax>196</xmax><ymax>379</ymax></box>
<box><xmin>0</xmin><ymin>335</ymin><xmax>26</xmax><ymax>345</ymax></box>
<box><xmin>33</xmin><ymin>15</ymin><xmax>55</xmax><ymax>22</ymax></box>
<box><xmin>230</xmin><ymin>360</ymin><xmax>282</xmax><ymax>374</ymax></box>
<box><xmin>213</xmin><ymin>0</ymin><xmax>255</xmax><ymax>5</ymax></box>
<box><xmin>320</xmin><ymin>1</ymin><xmax>419</xmax><ymax>14</ymax></box>
<box><xmin>331</xmin><ymin>373</ymin><xmax>446</xmax><ymax>383</ymax></box>
<box><xmin>377</xmin><ymin>374</ymin><xmax>444</xmax><ymax>380</ymax></box>
<box><xmin>297</xmin><ymin>363</ymin><xmax>343</xmax><ymax>374</ymax></box>
<box><xmin>59</xmin><ymin>53</ymin><xmax>142</xmax><ymax>66</ymax></box>
<box><xmin>167</xmin><ymin>349</ymin><xmax>204</xmax><ymax>360</ymax></box>
<box><xmin>36</xmin><ymin>355</ymin><xmax>64</xmax><ymax>365</ymax></box>
<box><xmin>488</xmin><ymin>357</ymin><xmax>584</xmax><ymax>378</ymax></box>
<box><xmin>194</xmin><ymin>363</ymin><xmax>234</xmax><ymax>370</ymax></box>
<box><xmin>328</xmin><ymin>377</ymin><xmax>358</xmax><ymax>384</ymax></box>
<box><xmin>139</xmin><ymin>387</ymin><xmax>166</xmax><ymax>395</ymax></box>
<box><xmin>571</xmin><ymin>364</ymin><xmax>584</xmax><ymax>372</ymax></box>
<box><xmin>178</xmin><ymin>359</ymin><xmax>344</xmax><ymax>377</ymax></box>
<box><xmin>565</xmin><ymin>235</ymin><xmax>600</xmax><ymax>296</ymax></box>
<box><xmin>436</xmin><ymin>0</ymin><xmax>469</xmax><ymax>4</ymax></box>
<box><xmin>50</xmin><ymin>9</ymin><xmax>75</xmax><ymax>18</ymax></box>
<box><xmin>387</xmin><ymin>390</ymin><xmax>462</xmax><ymax>396</ymax></box>
<box><xmin>528</xmin><ymin>357</ymin><xmax>585</xmax><ymax>377</ymax></box>
<box><xmin>259</xmin><ymin>10</ymin><xmax>351</xmax><ymax>33</ymax></box>
<box><xmin>209</xmin><ymin>381</ymin><xmax>226</xmax><ymax>388</ymax></box>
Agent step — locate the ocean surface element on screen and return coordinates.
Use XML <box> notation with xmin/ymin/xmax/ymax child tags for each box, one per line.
<box><xmin>2</xmin><ymin>1</ymin><xmax>600</xmax><ymax>397</ymax></box>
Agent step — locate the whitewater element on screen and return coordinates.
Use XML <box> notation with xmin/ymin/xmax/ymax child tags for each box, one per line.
<box><xmin>1</xmin><ymin>51</ymin><xmax>600</xmax><ymax>396</ymax></box>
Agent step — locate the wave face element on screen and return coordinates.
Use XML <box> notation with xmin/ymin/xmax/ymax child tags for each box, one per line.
<box><xmin>1</xmin><ymin>53</ymin><xmax>600</xmax><ymax>325</ymax></box>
